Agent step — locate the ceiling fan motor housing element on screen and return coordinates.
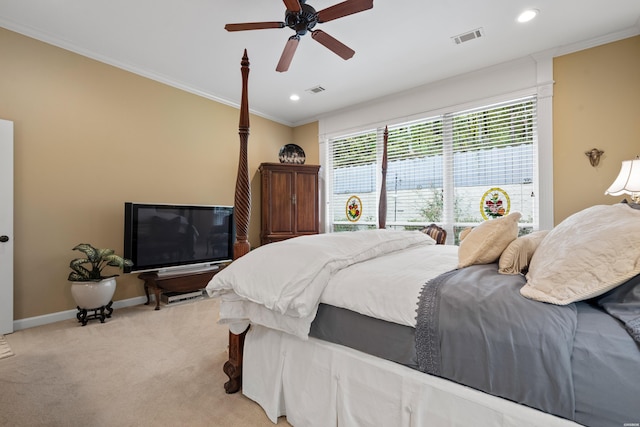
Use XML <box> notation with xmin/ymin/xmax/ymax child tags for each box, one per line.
<box><xmin>285</xmin><ymin>3</ymin><xmax>318</xmax><ymax>36</ymax></box>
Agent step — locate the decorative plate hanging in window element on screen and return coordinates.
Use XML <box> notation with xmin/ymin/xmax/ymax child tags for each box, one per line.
<box><xmin>346</xmin><ymin>195</ymin><xmax>362</xmax><ymax>222</ymax></box>
<box><xmin>480</xmin><ymin>187</ymin><xmax>510</xmax><ymax>220</ymax></box>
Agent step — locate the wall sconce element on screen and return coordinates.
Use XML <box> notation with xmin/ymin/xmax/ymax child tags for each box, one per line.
<box><xmin>585</xmin><ymin>148</ymin><xmax>604</xmax><ymax>167</ymax></box>
<box><xmin>605</xmin><ymin>156</ymin><xmax>640</xmax><ymax>204</ymax></box>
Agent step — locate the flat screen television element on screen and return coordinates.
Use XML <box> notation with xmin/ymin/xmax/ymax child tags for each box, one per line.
<box><xmin>123</xmin><ymin>202</ymin><xmax>235</xmax><ymax>274</ymax></box>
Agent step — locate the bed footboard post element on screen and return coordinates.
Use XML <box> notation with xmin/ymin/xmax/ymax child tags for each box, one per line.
<box><xmin>378</xmin><ymin>126</ymin><xmax>388</xmax><ymax>229</ymax></box>
<box><xmin>224</xmin><ymin>49</ymin><xmax>251</xmax><ymax>394</ymax></box>
<box><xmin>224</xmin><ymin>328</ymin><xmax>248</xmax><ymax>394</ymax></box>
<box><xmin>233</xmin><ymin>49</ymin><xmax>251</xmax><ymax>260</ymax></box>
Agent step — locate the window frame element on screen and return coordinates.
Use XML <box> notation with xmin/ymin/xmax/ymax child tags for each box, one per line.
<box><xmin>323</xmin><ymin>93</ymin><xmax>542</xmax><ymax>241</ymax></box>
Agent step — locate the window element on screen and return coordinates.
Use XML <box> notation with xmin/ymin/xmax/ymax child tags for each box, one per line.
<box><xmin>329</xmin><ymin>130</ymin><xmax>378</xmax><ymax>231</ymax></box>
<box><xmin>327</xmin><ymin>96</ymin><xmax>537</xmax><ymax>242</ymax></box>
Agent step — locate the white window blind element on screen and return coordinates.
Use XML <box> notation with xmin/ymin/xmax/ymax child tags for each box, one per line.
<box><xmin>448</xmin><ymin>98</ymin><xmax>536</xmax><ymax>228</ymax></box>
<box><xmin>386</xmin><ymin>117</ymin><xmax>443</xmax><ymax>225</ymax></box>
<box><xmin>330</xmin><ymin>130</ymin><xmax>378</xmax><ymax>231</ymax></box>
<box><xmin>328</xmin><ymin>96</ymin><xmax>537</xmax><ymax>239</ymax></box>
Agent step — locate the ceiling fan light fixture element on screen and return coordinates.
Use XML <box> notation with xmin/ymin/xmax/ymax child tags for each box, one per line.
<box><xmin>517</xmin><ymin>9</ymin><xmax>539</xmax><ymax>23</ymax></box>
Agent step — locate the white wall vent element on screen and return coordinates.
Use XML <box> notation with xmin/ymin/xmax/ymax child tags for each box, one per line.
<box><xmin>452</xmin><ymin>28</ymin><xmax>484</xmax><ymax>44</ymax></box>
<box><xmin>306</xmin><ymin>86</ymin><xmax>326</xmax><ymax>94</ymax></box>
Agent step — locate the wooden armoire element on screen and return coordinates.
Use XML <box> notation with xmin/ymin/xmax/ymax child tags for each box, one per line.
<box><xmin>259</xmin><ymin>162</ymin><xmax>320</xmax><ymax>245</ymax></box>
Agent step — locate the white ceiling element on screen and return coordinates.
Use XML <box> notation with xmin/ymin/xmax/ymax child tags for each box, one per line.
<box><xmin>1</xmin><ymin>1</ymin><xmax>639</xmax><ymax>126</ymax></box>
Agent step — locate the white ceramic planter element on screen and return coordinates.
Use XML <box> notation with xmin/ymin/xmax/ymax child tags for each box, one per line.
<box><xmin>70</xmin><ymin>277</ymin><xmax>116</xmax><ymax>309</ymax></box>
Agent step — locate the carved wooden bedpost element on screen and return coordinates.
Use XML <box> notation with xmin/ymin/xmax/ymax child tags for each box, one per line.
<box><xmin>378</xmin><ymin>126</ymin><xmax>388</xmax><ymax>229</ymax></box>
<box><xmin>234</xmin><ymin>49</ymin><xmax>251</xmax><ymax>260</ymax></box>
<box><xmin>224</xmin><ymin>49</ymin><xmax>251</xmax><ymax>394</ymax></box>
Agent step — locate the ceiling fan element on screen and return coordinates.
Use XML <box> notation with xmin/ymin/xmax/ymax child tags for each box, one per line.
<box><xmin>225</xmin><ymin>0</ymin><xmax>374</xmax><ymax>72</ymax></box>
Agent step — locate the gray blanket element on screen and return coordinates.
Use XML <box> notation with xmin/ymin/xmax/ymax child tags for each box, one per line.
<box><xmin>415</xmin><ymin>264</ymin><xmax>578</xmax><ymax>420</ymax></box>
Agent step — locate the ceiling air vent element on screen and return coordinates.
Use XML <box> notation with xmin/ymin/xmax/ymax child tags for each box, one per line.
<box><xmin>306</xmin><ymin>86</ymin><xmax>326</xmax><ymax>94</ymax></box>
<box><xmin>452</xmin><ymin>28</ymin><xmax>484</xmax><ymax>45</ymax></box>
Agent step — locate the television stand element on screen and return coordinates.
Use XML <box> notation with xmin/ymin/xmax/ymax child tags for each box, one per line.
<box><xmin>139</xmin><ymin>265</ymin><xmax>227</xmax><ymax>310</ymax></box>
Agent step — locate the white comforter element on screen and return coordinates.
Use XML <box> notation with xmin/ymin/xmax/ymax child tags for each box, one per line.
<box><xmin>206</xmin><ymin>229</ymin><xmax>459</xmax><ymax>338</ymax></box>
<box><xmin>321</xmin><ymin>242</ymin><xmax>459</xmax><ymax>327</ymax></box>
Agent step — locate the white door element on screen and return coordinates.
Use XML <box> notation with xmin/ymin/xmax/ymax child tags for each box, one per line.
<box><xmin>0</xmin><ymin>119</ymin><xmax>14</xmax><ymax>334</ymax></box>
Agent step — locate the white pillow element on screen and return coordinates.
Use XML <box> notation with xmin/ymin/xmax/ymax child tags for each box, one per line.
<box><xmin>457</xmin><ymin>212</ymin><xmax>522</xmax><ymax>268</ymax></box>
<box><xmin>498</xmin><ymin>230</ymin><xmax>549</xmax><ymax>275</ymax></box>
<box><xmin>521</xmin><ymin>204</ymin><xmax>640</xmax><ymax>305</ymax></box>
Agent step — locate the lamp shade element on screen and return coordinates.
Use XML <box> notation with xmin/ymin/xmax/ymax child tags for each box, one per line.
<box><xmin>605</xmin><ymin>158</ymin><xmax>640</xmax><ymax>196</ymax></box>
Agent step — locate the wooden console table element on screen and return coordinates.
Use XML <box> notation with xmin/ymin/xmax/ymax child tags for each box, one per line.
<box><xmin>139</xmin><ymin>266</ymin><xmax>226</xmax><ymax>310</ymax></box>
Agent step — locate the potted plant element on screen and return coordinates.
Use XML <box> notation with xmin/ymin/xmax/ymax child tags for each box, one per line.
<box><xmin>68</xmin><ymin>243</ymin><xmax>133</xmax><ymax>321</ymax></box>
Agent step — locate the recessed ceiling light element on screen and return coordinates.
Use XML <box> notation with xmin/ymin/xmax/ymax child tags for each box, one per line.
<box><xmin>289</xmin><ymin>94</ymin><xmax>300</xmax><ymax>101</ymax></box>
<box><xmin>517</xmin><ymin>9</ymin><xmax>539</xmax><ymax>23</ymax></box>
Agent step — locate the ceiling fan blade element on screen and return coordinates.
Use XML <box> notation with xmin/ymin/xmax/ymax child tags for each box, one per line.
<box><xmin>317</xmin><ymin>0</ymin><xmax>373</xmax><ymax>23</ymax></box>
<box><xmin>225</xmin><ymin>22</ymin><xmax>285</xmax><ymax>31</ymax></box>
<box><xmin>283</xmin><ymin>0</ymin><xmax>302</xmax><ymax>13</ymax></box>
<box><xmin>311</xmin><ymin>30</ymin><xmax>355</xmax><ymax>60</ymax></box>
<box><xmin>276</xmin><ymin>36</ymin><xmax>300</xmax><ymax>72</ymax></box>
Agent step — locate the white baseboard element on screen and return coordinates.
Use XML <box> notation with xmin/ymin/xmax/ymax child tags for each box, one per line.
<box><xmin>12</xmin><ymin>295</ymin><xmax>150</xmax><ymax>331</ymax></box>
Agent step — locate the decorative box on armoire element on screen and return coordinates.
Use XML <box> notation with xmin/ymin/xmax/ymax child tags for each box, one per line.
<box><xmin>259</xmin><ymin>162</ymin><xmax>320</xmax><ymax>245</ymax></box>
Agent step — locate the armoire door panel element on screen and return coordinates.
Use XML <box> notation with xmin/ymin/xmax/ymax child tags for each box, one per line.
<box><xmin>268</xmin><ymin>171</ymin><xmax>294</xmax><ymax>233</ymax></box>
<box><xmin>295</xmin><ymin>172</ymin><xmax>319</xmax><ymax>233</ymax></box>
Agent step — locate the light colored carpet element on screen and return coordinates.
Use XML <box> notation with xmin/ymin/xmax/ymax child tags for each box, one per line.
<box><xmin>0</xmin><ymin>297</ymin><xmax>291</xmax><ymax>427</ymax></box>
<box><xmin>0</xmin><ymin>335</ymin><xmax>14</xmax><ymax>360</ymax></box>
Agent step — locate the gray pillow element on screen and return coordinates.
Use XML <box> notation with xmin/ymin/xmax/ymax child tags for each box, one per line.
<box><xmin>597</xmin><ymin>273</ymin><xmax>640</xmax><ymax>343</ymax></box>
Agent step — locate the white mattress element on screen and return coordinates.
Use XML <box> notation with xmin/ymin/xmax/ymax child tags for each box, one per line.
<box><xmin>243</xmin><ymin>325</ymin><xmax>582</xmax><ymax>427</ymax></box>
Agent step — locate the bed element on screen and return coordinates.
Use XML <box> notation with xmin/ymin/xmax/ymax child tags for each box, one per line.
<box><xmin>210</xmin><ymin>51</ymin><xmax>640</xmax><ymax>427</ymax></box>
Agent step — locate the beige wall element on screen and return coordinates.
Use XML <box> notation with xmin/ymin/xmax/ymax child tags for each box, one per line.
<box><xmin>293</xmin><ymin>122</ymin><xmax>320</xmax><ymax>165</ymax></box>
<box><xmin>0</xmin><ymin>28</ymin><xmax>318</xmax><ymax>319</ymax></box>
<box><xmin>553</xmin><ymin>35</ymin><xmax>640</xmax><ymax>224</ymax></box>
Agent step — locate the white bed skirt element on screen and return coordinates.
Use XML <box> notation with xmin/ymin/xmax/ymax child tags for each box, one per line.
<box><xmin>242</xmin><ymin>325</ymin><xmax>582</xmax><ymax>427</ymax></box>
